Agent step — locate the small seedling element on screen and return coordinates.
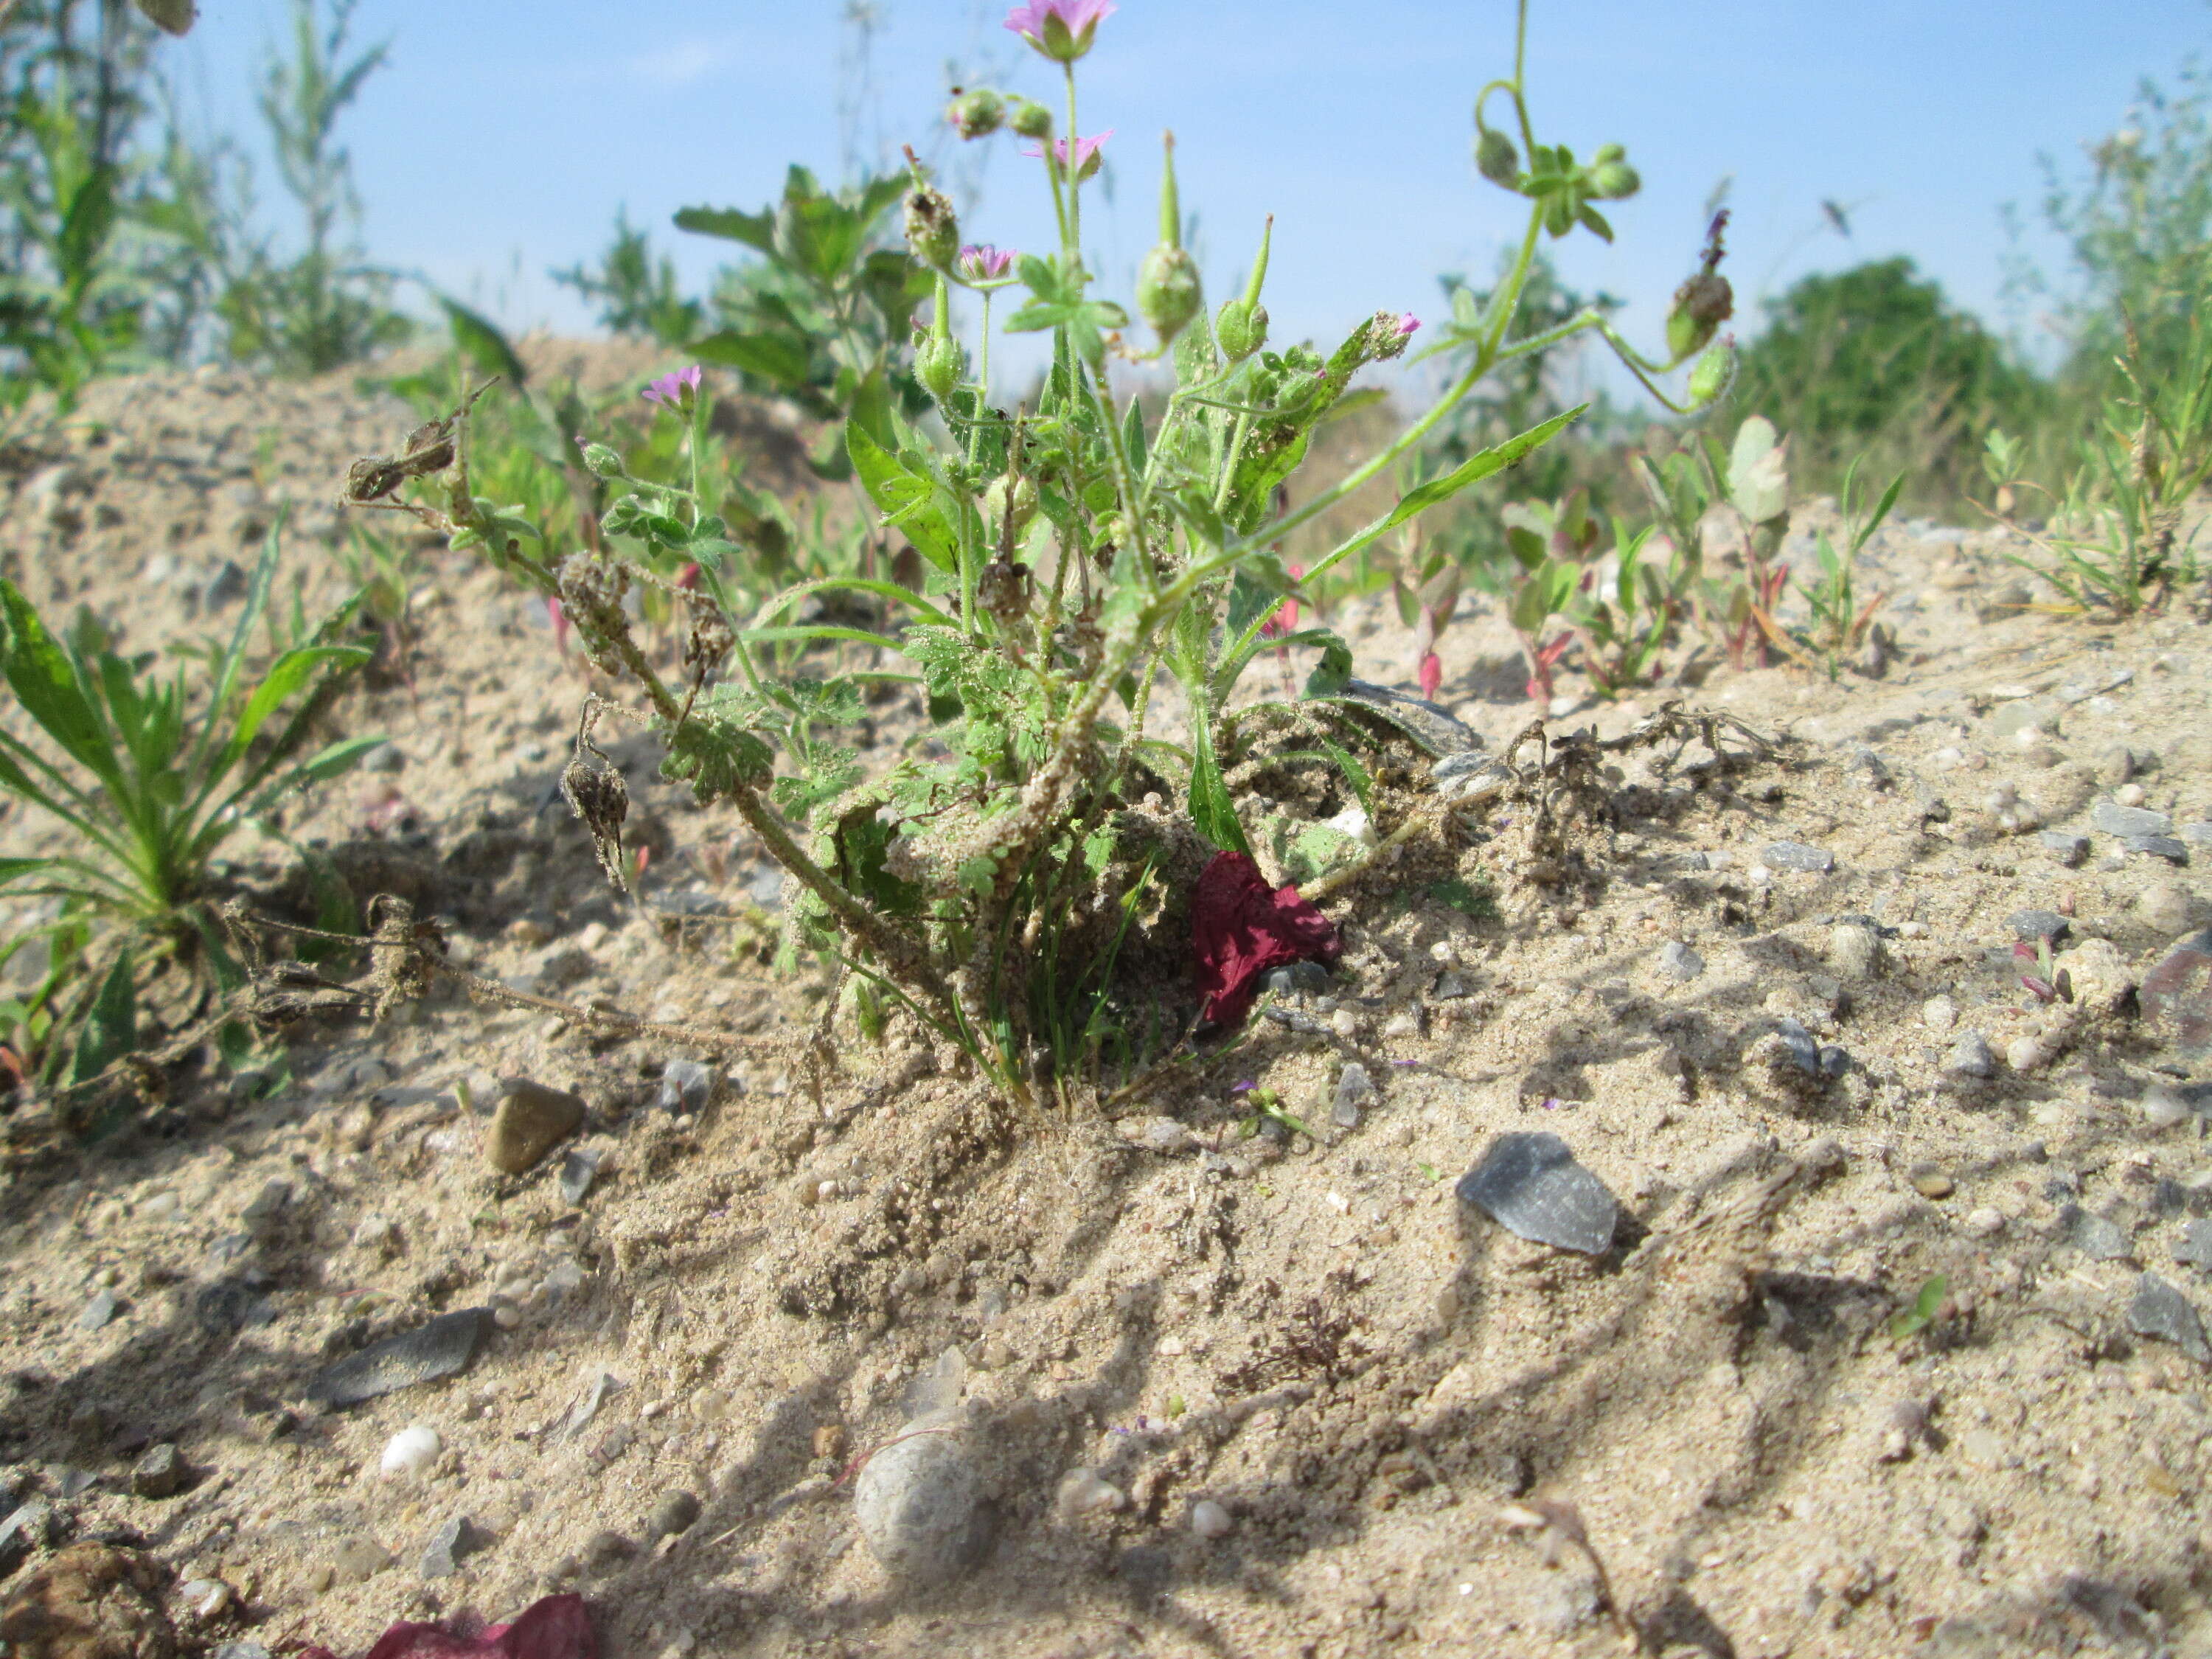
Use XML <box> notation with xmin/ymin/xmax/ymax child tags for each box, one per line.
<box><xmin>1889</xmin><ymin>1273</ymin><xmax>1950</xmax><ymax>1341</ymax></box>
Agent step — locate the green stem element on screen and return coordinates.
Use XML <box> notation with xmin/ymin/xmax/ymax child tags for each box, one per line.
<box><xmin>1064</xmin><ymin>62</ymin><xmax>1082</xmax><ymax>256</ymax></box>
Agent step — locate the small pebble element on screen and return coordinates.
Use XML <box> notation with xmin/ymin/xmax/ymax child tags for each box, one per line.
<box><xmin>2125</xmin><ymin>833</ymin><xmax>2191</xmax><ymax>863</ymax></box>
<box><xmin>1910</xmin><ymin>1166</ymin><xmax>1954</xmax><ymax>1200</ymax></box>
<box><xmin>1964</xmin><ymin>1207</ymin><xmax>2006</xmax><ymax>1238</ymax></box>
<box><xmin>2093</xmin><ymin>799</ymin><xmax>2174</xmax><ymax>838</ymax></box>
<box><xmin>857</xmin><ymin>1433</ymin><xmax>991</xmax><ymax>1578</ymax></box>
<box><xmin>2115</xmin><ymin>782</ymin><xmax>2148</xmax><ymax>808</ymax></box>
<box><xmin>2006</xmin><ymin>1035</ymin><xmax>2050</xmax><ymax>1074</ymax></box>
<box><xmin>1057</xmin><ymin>1467</ymin><xmax>1127</xmax><ymax>1517</ymax></box>
<box><xmin>380</xmin><ymin>1425</ymin><xmax>442</xmax><ymax>1478</ymax></box>
<box><xmin>2039</xmin><ymin>831</ymin><xmax>2090</xmax><ymax>866</ymax></box>
<box><xmin>647</xmin><ymin>1489</ymin><xmax>702</xmax><ymax>1540</ymax></box>
<box><xmin>1763</xmin><ymin>841</ymin><xmax>1834</xmax><ymax>874</ymax></box>
<box><xmin>1332</xmin><ymin>1063</ymin><xmax>1377</xmax><ymax>1129</ymax></box>
<box><xmin>657</xmin><ymin>1060</ymin><xmax>716</xmax><ymax>1114</ymax></box>
<box><xmin>1189</xmin><ymin>1499</ymin><xmax>1234</xmax><ymax>1540</ymax></box>
<box><xmin>1658</xmin><ymin>941</ymin><xmax>1704</xmax><ymax>981</ymax></box>
<box><xmin>1921</xmin><ymin>995</ymin><xmax>1958</xmax><ymax>1034</ymax></box>
<box><xmin>2007</xmin><ymin>909</ymin><xmax>2070</xmax><ymax>943</ymax></box>
<box><xmin>78</xmin><ymin>1290</ymin><xmax>120</xmax><ymax>1332</ymax></box>
<box><xmin>419</xmin><ymin>1516</ymin><xmax>480</xmax><ymax>1579</ymax></box>
<box><xmin>485</xmin><ymin>1078</ymin><xmax>585</xmax><ymax>1175</ymax></box>
<box><xmin>131</xmin><ymin>1442</ymin><xmax>187</xmax><ymax>1499</ymax></box>
<box><xmin>1943</xmin><ymin>1032</ymin><xmax>1995</xmax><ymax>1079</ymax></box>
<box><xmin>2141</xmin><ymin>1085</ymin><xmax>2191</xmax><ymax>1130</ymax></box>
<box><xmin>2129</xmin><ymin>1273</ymin><xmax>2212</xmax><ymax>1364</ymax></box>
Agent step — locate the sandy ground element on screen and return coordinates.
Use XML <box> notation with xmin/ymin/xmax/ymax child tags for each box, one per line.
<box><xmin>3</xmin><ymin>347</ymin><xmax>2212</xmax><ymax>1659</ymax></box>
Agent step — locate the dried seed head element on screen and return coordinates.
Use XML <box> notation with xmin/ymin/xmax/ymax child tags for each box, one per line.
<box><xmin>562</xmin><ymin>752</ymin><xmax>632</xmax><ymax>894</ymax></box>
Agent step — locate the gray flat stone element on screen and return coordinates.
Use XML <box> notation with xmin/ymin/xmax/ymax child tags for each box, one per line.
<box><xmin>78</xmin><ymin>1290</ymin><xmax>119</xmax><ymax>1332</ymax></box>
<box><xmin>1658</xmin><ymin>942</ymin><xmax>1704</xmax><ymax>981</ymax></box>
<box><xmin>2173</xmin><ymin>1219</ymin><xmax>2212</xmax><ymax>1276</ymax></box>
<box><xmin>2038</xmin><ymin>831</ymin><xmax>2090</xmax><ymax>866</ymax></box>
<box><xmin>420</xmin><ymin>1515</ymin><xmax>483</xmax><ymax>1579</ymax></box>
<box><xmin>2124</xmin><ymin>834</ymin><xmax>2189</xmax><ymax>863</ymax></box>
<box><xmin>2092</xmin><ymin>799</ymin><xmax>2174</xmax><ymax>838</ymax></box>
<box><xmin>657</xmin><ymin>1059</ymin><xmax>716</xmax><ymax>1113</ymax></box>
<box><xmin>2182</xmin><ymin>823</ymin><xmax>2212</xmax><ymax>848</ymax></box>
<box><xmin>559</xmin><ymin>1149</ymin><xmax>601</xmax><ymax>1207</ymax></box>
<box><xmin>1457</xmin><ymin>1132</ymin><xmax>1619</xmax><ymax>1255</ymax></box>
<box><xmin>2130</xmin><ymin>1272</ymin><xmax>2211</xmax><ymax>1364</ymax></box>
<box><xmin>1309</xmin><ymin>679</ymin><xmax>1481</xmax><ymax>757</ymax></box>
<box><xmin>1331</xmin><ymin>1062</ymin><xmax>1376</xmax><ymax>1129</ymax></box>
<box><xmin>1764</xmin><ymin>841</ymin><xmax>1835</xmax><ymax>874</ymax></box>
<box><xmin>2007</xmin><ymin>909</ymin><xmax>2070</xmax><ymax>943</ymax></box>
<box><xmin>2061</xmin><ymin>1203</ymin><xmax>2132</xmax><ymax>1262</ymax></box>
<box><xmin>308</xmin><ymin>1307</ymin><xmax>493</xmax><ymax>1408</ymax></box>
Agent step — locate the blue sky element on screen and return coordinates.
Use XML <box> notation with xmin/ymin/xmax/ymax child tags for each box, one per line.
<box><xmin>165</xmin><ymin>1</ymin><xmax>2209</xmax><ymax>403</ymax></box>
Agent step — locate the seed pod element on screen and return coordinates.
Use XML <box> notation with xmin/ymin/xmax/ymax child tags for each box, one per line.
<box><xmin>1010</xmin><ymin>98</ymin><xmax>1054</xmax><ymax>139</ymax></box>
<box><xmin>947</xmin><ymin>88</ymin><xmax>1005</xmax><ymax>140</ymax></box>
<box><xmin>1666</xmin><ymin>271</ymin><xmax>1734</xmax><ymax>362</ymax></box>
<box><xmin>1475</xmin><ymin>126</ymin><xmax>1520</xmax><ymax>188</ymax></box>
<box><xmin>984</xmin><ymin>474</ymin><xmax>1039</xmax><ymax>540</ymax></box>
<box><xmin>904</xmin><ymin>181</ymin><xmax>959</xmax><ymax>271</ymax></box>
<box><xmin>1687</xmin><ymin>338</ymin><xmax>1737</xmax><ymax>408</ymax></box>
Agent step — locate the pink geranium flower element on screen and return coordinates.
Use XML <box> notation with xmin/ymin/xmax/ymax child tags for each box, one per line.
<box><xmin>1004</xmin><ymin>0</ymin><xmax>1114</xmax><ymax>61</ymax></box>
<box><xmin>1020</xmin><ymin>129</ymin><xmax>1113</xmax><ymax>182</ymax></box>
<box><xmin>958</xmin><ymin>243</ymin><xmax>1018</xmax><ymax>282</ymax></box>
<box><xmin>1396</xmin><ymin>313</ymin><xmax>1420</xmax><ymax>336</ymax></box>
<box><xmin>642</xmin><ymin>364</ymin><xmax>701</xmax><ymax>411</ymax></box>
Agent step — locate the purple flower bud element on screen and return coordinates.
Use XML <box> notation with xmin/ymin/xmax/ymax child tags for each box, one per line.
<box><xmin>642</xmin><ymin>365</ymin><xmax>701</xmax><ymax>411</ymax></box>
<box><xmin>1004</xmin><ymin>0</ymin><xmax>1114</xmax><ymax>63</ymax></box>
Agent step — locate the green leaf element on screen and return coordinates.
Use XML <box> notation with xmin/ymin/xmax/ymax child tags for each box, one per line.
<box><xmin>694</xmin><ymin>327</ymin><xmax>812</xmax><ymax>389</ymax></box>
<box><xmin>439</xmin><ymin>297</ymin><xmax>529</xmax><ymax>386</ymax></box>
<box><xmin>1889</xmin><ymin>1273</ymin><xmax>1949</xmax><ymax>1340</ymax></box>
<box><xmin>673</xmin><ymin>204</ymin><xmax>776</xmax><ymax>254</ymax></box>
<box><xmin>0</xmin><ymin>579</ymin><xmax>117</xmax><ymax>783</ymax></box>
<box><xmin>1388</xmin><ymin>406</ymin><xmax>1585</xmax><ymax>532</ymax></box>
<box><xmin>1301</xmin><ymin>633</ymin><xmax>1353</xmax><ymax>698</ymax></box>
<box><xmin>1317</xmin><ymin>737</ymin><xmax>1374</xmax><ymax>818</ymax></box>
<box><xmin>66</xmin><ymin>948</ymin><xmax>135</xmax><ymax>1091</ymax></box>
<box><xmin>224</xmin><ymin>644</ymin><xmax>370</xmax><ymax>770</ymax></box>
<box><xmin>1187</xmin><ymin>706</ymin><xmax>1250</xmax><ymax>856</ymax></box>
<box><xmin>846</xmin><ymin>422</ymin><xmax>960</xmax><ymax>572</ymax></box>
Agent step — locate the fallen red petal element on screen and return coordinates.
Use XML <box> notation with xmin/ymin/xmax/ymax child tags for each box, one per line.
<box><xmin>1191</xmin><ymin>850</ymin><xmax>1341</xmax><ymax>1029</ymax></box>
<box><xmin>299</xmin><ymin>1594</ymin><xmax>595</xmax><ymax>1659</ymax></box>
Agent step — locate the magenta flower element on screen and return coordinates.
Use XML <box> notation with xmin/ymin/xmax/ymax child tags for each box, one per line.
<box><xmin>642</xmin><ymin>364</ymin><xmax>702</xmax><ymax>411</ymax></box>
<box><xmin>1020</xmin><ymin>128</ymin><xmax>1113</xmax><ymax>182</ymax></box>
<box><xmin>1419</xmin><ymin>650</ymin><xmax>1443</xmax><ymax>701</ymax></box>
<box><xmin>958</xmin><ymin>243</ymin><xmax>1018</xmax><ymax>282</ymax></box>
<box><xmin>1004</xmin><ymin>0</ymin><xmax>1114</xmax><ymax>62</ymax></box>
<box><xmin>1396</xmin><ymin>313</ymin><xmax>1420</xmax><ymax>337</ymax></box>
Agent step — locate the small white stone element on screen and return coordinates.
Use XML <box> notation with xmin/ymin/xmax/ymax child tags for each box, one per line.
<box><xmin>2006</xmin><ymin>1035</ymin><xmax>2048</xmax><ymax>1074</ymax></box>
<box><xmin>1189</xmin><ymin>1499</ymin><xmax>1234</xmax><ymax>1540</ymax></box>
<box><xmin>1964</xmin><ymin>1208</ymin><xmax>2006</xmax><ymax>1239</ymax></box>
<box><xmin>1382</xmin><ymin>1013</ymin><xmax>1420</xmax><ymax>1039</ymax></box>
<box><xmin>1921</xmin><ymin>996</ymin><xmax>1958</xmax><ymax>1034</ymax></box>
<box><xmin>2141</xmin><ymin>1086</ymin><xmax>2191</xmax><ymax>1130</ymax></box>
<box><xmin>2115</xmin><ymin>782</ymin><xmax>2147</xmax><ymax>808</ymax></box>
<box><xmin>1057</xmin><ymin>1467</ymin><xmax>1126</xmax><ymax>1516</ymax></box>
<box><xmin>379</xmin><ymin>1424</ymin><xmax>442</xmax><ymax>1478</ymax></box>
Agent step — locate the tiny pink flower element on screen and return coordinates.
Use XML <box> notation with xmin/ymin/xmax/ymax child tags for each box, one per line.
<box><xmin>1020</xmin><ymin>129</ymin><xmax>1113</xmax><ymax>183</ymax></box>
<box><xmin>1396</xmin><ymin>313</ymin><xmax>1420</xmax><ymax>336</ymax></box>
<box><xmin>1419</xmin><ymin>650</ymin><xmax>1442</xmax><ymax>701</ymax></box>
<box><xmin>642</xmin><ymin>364</ymin><xmax>702</xmax><ymax>411</ymax></box>
<box><xmin>547</xmin><ymin>595</ymin><xmax>571</xmax><ymax>656</ymax></box>
<box><xmin>958</xmin><ymin>243</ymin><xmax>1018</xmax><ymax>282</ymax></box>
<box><xmin>1004</xmin><ymin>0</ymin><xmax>1114</xmax><ymax>62</ymax></box>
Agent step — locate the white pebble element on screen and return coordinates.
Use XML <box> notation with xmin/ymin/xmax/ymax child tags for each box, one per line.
<box><xmin>379</xmin><ymin>1424</ymin><xmax>442</xmax><ymax>1478</ymax></box>
<box><xmin>1057</xmin><ymin>1467</ymin><xmax>1126</xmax><ymax>1516</ymax></box>
<box><xmin>2115</xmin><ymin>782</ymin><xmax>2147</xmax><ymax>808</ymax></box>
<box><xmin>2141</xmin><ymin>1086</ymin><xmax>2191</xmax><ymax>1130</ymax></box>
<box><xmin>1964</xmin><ymin>1208</ymin><xmax>2006</xmax><ymax>1239</ymax></box>
<box><xmin>1983</xmin><ymin>785</ymin><xmax>2017</xmax><ymax>813</ymax></box>
<box><xmin>1189</xmin><ymin>1498</ymin><xmax>1234</xmax><ymax>1539</ymax></box>
<box><xmin>2006</xmin><ymin>1036</ymin><xmax>2049</xmax><ymax>1074</ymax></box>
<box><xmin>1921</xmin><ymin>996</ymin><xmax>1958</xmax><ymax>1034</ymax></box>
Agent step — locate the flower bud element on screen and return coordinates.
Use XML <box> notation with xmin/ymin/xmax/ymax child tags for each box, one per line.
<box><xmin>983</xmin><ymin>473</ymin><xmax>1039</xmax><ymax>539</ymax></box>
<box><xmin>1009</xmin><ymin>97</ymin><xmax>1053</xmax><ymax>139</ymax></box>
<box><xmin>903</xmin><ymin>177</ymin><xmax>959</xmax><ymax>271</ymax></box>
<box><xmin>1215</xmin><ymin>298</ymin><xmax>1267</xmax><ymax>362</ymax></box>
<box><xmin>1215</xmin><ymin>216</ymin><xmax>1273</xmax><ymax>362</ymax></box>
<box><xmin>578</xmin><ymin>442</ymin><xmax>624</xmax><ymax>479</ymax></box>
<box><xmin>947</xmin><ymin>88</ymin><xmax>1005</xmax><ymax>140</ymax></box>
<box><xmin>1138</xmin><ymin>246</ymin><xmax>1201</xmax><ymax>343</ymax></box>
<box><xmin>1666</xmin><ymin>270</ymin><xmax>1733</xmax><ymax>362</ymax></box>
<box><xmin>917</xmin><ymin>335</ymin><xmax>962</xmax><ymax>401</ymax></box>
<box><xmin>1687</xmin><ymin>336</ymin><xmax>1737</xmax><ymax>408</ymax></box>
<box><xmin>1589</xmin><ymin>147</ymin><xmax>1640</xmax><ymax>200</ymax></box>
<box><xmin>1475</xmin><ymin>125</ymin><xmax>1520</xmax><ymax>187</ymax></box>
<box><xmin>1135</xmin><ymin>133</ymin><xmax>1200</xmax><ymax>341</ymax></box>
<box><xmin>915</xmin><ymin>275</ymin><xmax>962</xmax><ymax>401</ymax></box>
<box><xmin>1006</xmin><ymin>0</ymin><xmax>1114</xmax><ymax>63</ymax></box>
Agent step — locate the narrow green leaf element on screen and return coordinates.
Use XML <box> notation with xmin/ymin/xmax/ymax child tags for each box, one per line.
<box><xmin>66</xmin><ymin>949</ymin><xmax>136</xmax><ymax>1090</ymax></box>
<box><xmin>1386</xmin><ymin>406</ymin><xmax>1585</xmax><ymax>532</ymax></box>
